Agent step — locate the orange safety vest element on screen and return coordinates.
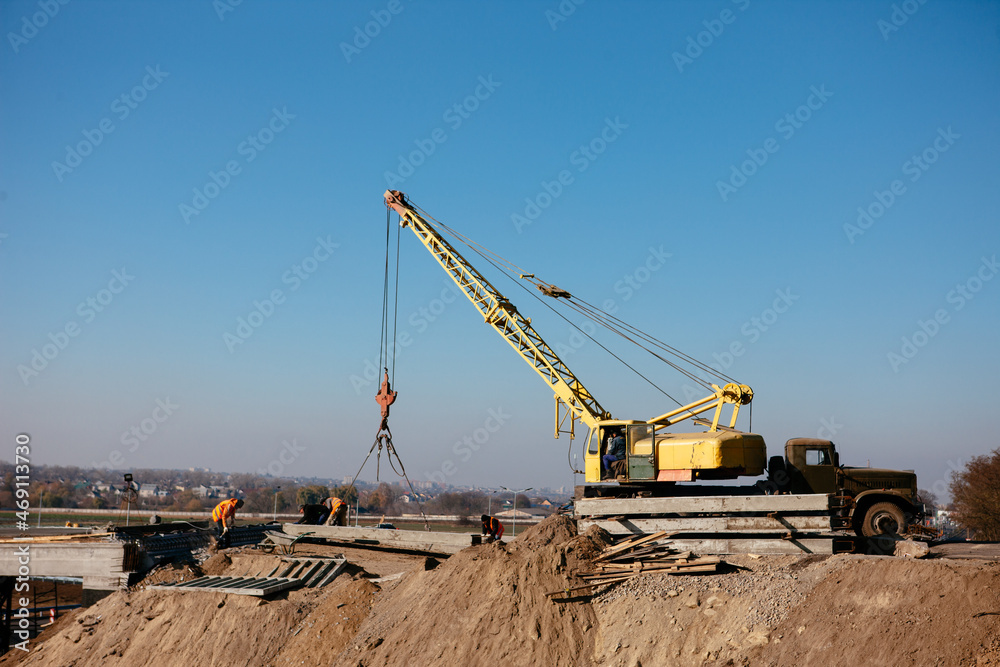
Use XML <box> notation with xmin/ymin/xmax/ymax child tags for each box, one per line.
<box><xmin>212</xmin><ymin>498</ymin><xmax>240</xmax><ymax>522</ymax></box>
<box><xmin>326</xmin><ymin>497</ymin><xmax>345</xmax><ymax>512</ymax></box>
<box><xmin>483</xmin><ymin>516</ymin><xmax>502</xmax><ymax>535</ymax></box>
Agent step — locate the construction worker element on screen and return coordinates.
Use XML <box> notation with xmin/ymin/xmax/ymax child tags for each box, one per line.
<box><xmin>295</xmin><ymin>503</ymin><xmax>326</xmax><ymax>525</ymax></box>
<box><xmin>481</xmin><ymin>514</ymin><xmax>504</xmax><ymax>543</ymax></box>
<box><xmin>322</xmin><ymin>496</ymin><xmax>348</xmax><ymax>526</ymax></box>
<box><xmin>212</xmin><ymin>498</ymin><xmax>244</xmax><ymax>546</ymax></box>
<box><xmin>602</xmin><ymin>429</ymin><xmax>626</xmax><ymax>479</ymax></box>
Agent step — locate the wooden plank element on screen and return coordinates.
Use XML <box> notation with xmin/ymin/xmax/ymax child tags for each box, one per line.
<box><xmin>582</xmin><ymin>514</ymin><xmax>833</xmax><ymax>534</ymax></box>
<box><xmin>0</xmin><ymin>532</ymin><xmax>114</xmax><ymax>543</ymax></box>
<box><xmin>575</xmin><ymin>493</ymin><xmax>833</xmax><ymax>516</ymax></box>
<box><xmin>594</xmin><ymin>531</ymin><xmax>670</xmax><ymax>561</ymax></box>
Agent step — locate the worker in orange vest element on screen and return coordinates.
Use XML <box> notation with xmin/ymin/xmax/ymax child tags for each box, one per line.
<box><xmin>212</xmin><ymin>498</ymin><xmax>244</xmax><ymax>546</ymax></box>
<box><xmin>481</xmin><ymin>514</ymin><xmax>504</xmax><ymax>543</ymax></box>
<box><xmin>322</xmin><ymin>496</ymin><xmax>348</xmax><ymax>526</ymax></box>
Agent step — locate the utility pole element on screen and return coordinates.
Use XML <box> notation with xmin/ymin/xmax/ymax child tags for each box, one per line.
<box><xmin>272</xmin><ymin>486</ymin><xmax>281</xmax><ymax>523</ymax></box>
<box><xmin>501</xmin><ymin>486</ymin><xmax>533</xmax><ymax>538</ymax></box>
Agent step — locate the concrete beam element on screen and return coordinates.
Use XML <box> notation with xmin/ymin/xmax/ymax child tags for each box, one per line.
<box><xmin>0</xmin><ymin>543</ymin><xmax>126</xmax><ymax>578</ymax></box>
<box><xmin>574</xmin><ymin>493</ymin><xmax>833</xmax><ymax>517</ymax></box>
<box><xmin>581</xmin><ymin>514</ymin><xmax>834</xmax><ymax>533</ymax></box>
<box><xmin>282</xmin><ymin>524</ymin><xmax>474</xmax><ymax>555</ymax></box>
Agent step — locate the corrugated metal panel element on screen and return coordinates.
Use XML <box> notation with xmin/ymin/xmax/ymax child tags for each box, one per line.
<box><xmin>147</xmin><ymin>556</ymin><xmax>347</xmax><ymax>597</ymax></box>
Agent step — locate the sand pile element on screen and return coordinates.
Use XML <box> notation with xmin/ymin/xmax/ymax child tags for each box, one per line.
<box><xmin>3</xmin><ymin>518</ymin><xmax>998</xmax><ymax>667</ymax></box>
<box><xmin>751</xmin><ymin>557</ymin><xmax>1000</xmax><ymax>666</ymax></box>
<box><xmin>327</xmin><ymin>515</ymin><xmax>608</xmax><ymax>667</ymax></box>
<box><xmin>2</xmin><ymin>551</ymin><xmax>332</xmax><ymax>667</ymax></box>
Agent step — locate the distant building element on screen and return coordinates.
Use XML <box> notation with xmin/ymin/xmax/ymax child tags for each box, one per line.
<box><xmin>138</xmin><ymin>484</ymin><xmax>159</xmax><ymax>498</ymax></box>
<box><xmin>495</xmin><ymin>508</ymin><xmax>535</xmax><ymax>520</ymax></box>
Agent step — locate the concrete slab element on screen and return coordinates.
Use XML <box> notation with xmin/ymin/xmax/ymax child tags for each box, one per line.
<box><xmin>282</xmin><ymin>524</ymin><xmax>475</xmax><ymax>555</ymax></box>
<box><xmin>574</xmin><ymin>493</ymin><xmax>833</xmax><ymax>517</ymax></box>
<box><xmin>0</xmin><ymin>543</ymin><xmax>126</xmax><ymax>579</ymax></box>
<box><xmin>581</xmin><ymin>514</ymin><xmax>834</xmax><ymax>533</ymax></box>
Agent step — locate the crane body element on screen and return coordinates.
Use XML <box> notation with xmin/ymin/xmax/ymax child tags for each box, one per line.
<box><xmin>384</xmin><ymin>190</ymin><xmax>766</xmax><ymax>491</ymax></box>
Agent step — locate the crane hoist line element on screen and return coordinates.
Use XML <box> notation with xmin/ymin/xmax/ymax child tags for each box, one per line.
<box><xmin>383</xmin><ymin>190</ymin><xmax>765</xmax><ymax>493</ymax></box>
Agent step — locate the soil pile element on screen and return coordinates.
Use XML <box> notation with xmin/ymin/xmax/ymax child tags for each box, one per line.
<box><xmin>328</xmin><ymin>515</ymin><xmax>607</xmax><ymax>667</ymax></box>
<box><xmin>2</xmin><ymin>552</ymin><xmax>332</xmax><ymax>667</ymax></box>
<box><xmin>3</xmin><ymin>519</ymin><xmax>998</xmax><ymax>667</ymax></box>
<box><xmin>751</xmin><ymin>557</ymin><xmax>1000</xmax><ymax>666</ymax></box>
<box><xmin>274</xmin><ymin>579</ymin><xmax>380</xmax><ymax>666</ymax></box>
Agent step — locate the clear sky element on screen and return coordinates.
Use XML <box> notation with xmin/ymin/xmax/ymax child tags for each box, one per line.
<box><xmin>1</xmin><ymin>0</ymin><xmax>997</xmax><ymax>501</ymax></box>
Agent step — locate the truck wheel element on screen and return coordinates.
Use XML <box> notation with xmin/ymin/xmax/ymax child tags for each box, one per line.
<box><xmin>861</xmin><ymin>502</ymin><xmax>906</xmax><ymax>537</ymax></box>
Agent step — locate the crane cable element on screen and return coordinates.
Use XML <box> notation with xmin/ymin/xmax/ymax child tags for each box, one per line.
<box><xmin>344</xmin><ymin>208</ymin><xmax>430</xmax><ymax>531</ymax></box>
<box><xmin>411</xmin><ymin>200</ymin><xmax>741</xmax><ymax>414</ymax></box>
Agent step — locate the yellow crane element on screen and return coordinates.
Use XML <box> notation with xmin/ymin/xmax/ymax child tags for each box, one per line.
<box><xmin>384</xmin><ymin>190</ymin><xmax>766</xmax><ymax>493</ymax></box>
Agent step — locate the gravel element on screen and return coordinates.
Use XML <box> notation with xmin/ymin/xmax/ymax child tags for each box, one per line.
<box><xmin>591</xmin><ymin>553</ymin><xmax>843</xmax><ymax>631</ymax></box>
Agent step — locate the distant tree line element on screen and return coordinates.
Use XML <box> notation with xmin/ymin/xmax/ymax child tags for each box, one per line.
<box><xmin>949</xmin><ymin>447</ymin><xmax>1000</xmax><ymax>541</ymax></box>
<box><xmin>0</xmin><ymin>462</ymin><xmax>546</xmax><ymax>521</ymax></box>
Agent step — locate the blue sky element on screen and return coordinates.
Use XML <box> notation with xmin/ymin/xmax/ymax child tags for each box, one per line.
<box><xmin>1</xmin><ymin>0</ymin><xmax>997</xmax><ymax>500</ymax></box>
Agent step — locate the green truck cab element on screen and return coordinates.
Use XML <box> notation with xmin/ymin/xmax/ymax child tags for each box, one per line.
<box><xmin>769</xmin><ymin>438</ymin><xmax>924</xmax><ymax>536</ymax></box>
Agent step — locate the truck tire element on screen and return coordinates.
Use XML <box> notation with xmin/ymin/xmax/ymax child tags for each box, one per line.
<box><xmin>860</xmin><ymin>501</ymin><xmax>906</xmax><ymax>537</ymax></box>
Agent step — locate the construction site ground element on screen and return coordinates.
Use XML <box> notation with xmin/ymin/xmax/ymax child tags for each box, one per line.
<box><xmin>3</xmin><ymin>516</ymin><xmax>998</xmax><ymax>667</ymax></box>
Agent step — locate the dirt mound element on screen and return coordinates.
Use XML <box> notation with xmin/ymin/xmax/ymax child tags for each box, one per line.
<box><xmin>137</xmin><ymin>561</ymin><xmax>203</xmax><ymax>588</ymax></box>
<box><xmin>5</xmin><ymin>587</ymin><xmax>318</xmax><ymax>666</ymax></box>
<box><xmin>331</xmin><ymin>514</ymin><xmax>601</xmax><ymax>667</ymax></box>
<box><xmin>751</xmin><ymin>557</ymin><xmax>1000</xmax><ymax>666</ymax></box>
<box><xmin>274</xmin><ymin>579</ymin><xmax>380</xmax><ymax>666</ymax></box>
<box><xmin>200</xmin><ymin>552</ymin><xmax>233</xmax><ymax>576</ymax></box>
<box><xmin>6</xmin><ymin>521</ymin><xmax>998</xmax><ymax>667</ymax></box>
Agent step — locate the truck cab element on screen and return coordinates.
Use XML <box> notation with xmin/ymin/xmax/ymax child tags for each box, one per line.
<box><xmin>772</xmin><ymin>438</ymin><xmax>923</xmax><ymax>536</ymax></box>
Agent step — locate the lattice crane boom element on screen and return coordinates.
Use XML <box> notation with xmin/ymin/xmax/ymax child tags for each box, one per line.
<box><xmin>384</xmin><ymin>189</ymin><xmax>610</xmax><ymax>436</ymax></box>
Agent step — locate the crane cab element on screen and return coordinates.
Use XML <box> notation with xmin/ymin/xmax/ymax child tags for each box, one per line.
<box><xmin>585</xmin><ymin>422</ymin><xmax>767</xmax><ymax>485</ymax></box>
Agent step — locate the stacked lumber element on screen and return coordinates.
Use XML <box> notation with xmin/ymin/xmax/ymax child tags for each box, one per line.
<box><xmin>546</xmin><ymin>531</ymin><xmax>720</xmax><ymax>598</ymax></box>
